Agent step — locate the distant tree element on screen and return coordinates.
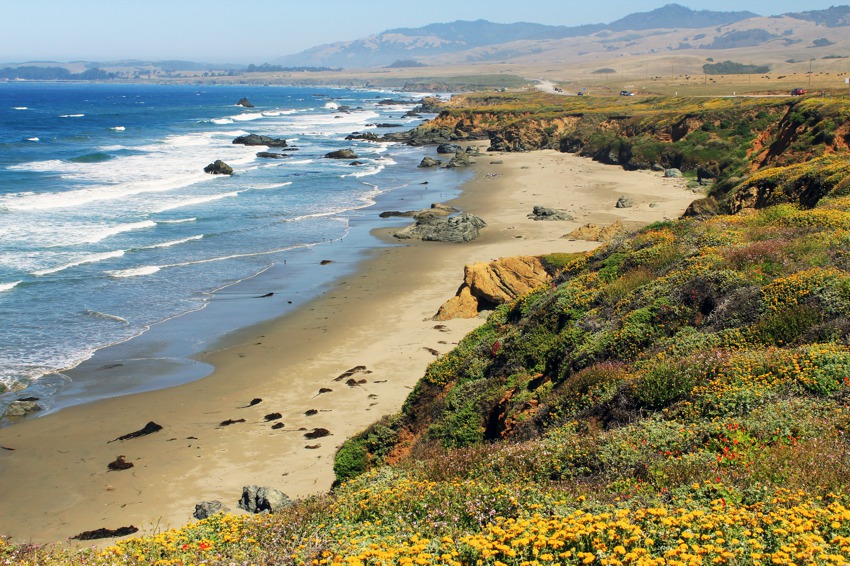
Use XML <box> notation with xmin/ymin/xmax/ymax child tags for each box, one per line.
<box><xmin>703</xmin><ymin>60</ymin><xmax>770</xmax><ymax>75</ymax></box>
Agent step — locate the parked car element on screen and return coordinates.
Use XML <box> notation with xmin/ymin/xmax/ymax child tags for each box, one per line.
<box><xmin>620</xmin><ymin>90</ymin><xmax>635</xmax><ymax>96</ymax></box>
<box><xmin>791</xmin><ymin>88</ymin><xmax>807</xmax><ymax>96</ymax></box>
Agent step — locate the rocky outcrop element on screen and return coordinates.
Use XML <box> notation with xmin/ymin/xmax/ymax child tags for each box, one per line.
<box><xmin>256</xmin><ymin>152</ymin><xmax>289</xmax><ymax>159</ymax></box>
<box><xmin>325</xmin><ymin>149</ymin><xmax>358</xmax><ymax>159</ymax></box>
<box><xmin>233</xmin><ymin>134</ymin><xmax>287</xmax><ymax>147</ymax></box>
<box><xmin>564</xmin><ymin>220</ymin><xmax>628</xmax><ymax>242</ymax></box>
<box><xmin>664</xmin><ymin>168</ymin><xmax>684</xmax><ymax>178</ymax></box>
<box><xmin>236</xmin><ymin>98</ymin><xmax>254</xmax><ymax>108</ymax></box>
<box><xmin>446</xmin><ymin>152</ymin><xmax>474</xmax><ymax>169</ymax></box>
<box><xmin>204</xmin><ymin>160</ymin><xmax>233</xmax><ymax>175</ymax></box>
<box><xmin>527</xmin><ymin>206</ymin><xmax>574</xmax><ymax>221</ymax></box>
<box><xmin>418</xmin><ymin>156</ymin><xmax>442</xmax><ymax>168</ymax></box>
<box><xmin>437</xmin><ymin>143</ymin><xmax>462</xmax><ymax>154</ymax></box>
<box><xmin>194</xmin><ymin>500</ymin><xmax>229</xmax><ymax>520</ymax></box>
<box><xmin>238</xmin><ymin>485</ymin><xmax>290</xmax><ymax>514</ymax></box>
<box><xmin>435</xmin><ymin>256</ymin><xmax>553</xmax><ymax>320</ymax></box>
<box><xmin>2</xmin><ymin>400</ymin><xmax>40</xmax><ymax>418</ymax></box>
<box><xmin>615</xmin><ymin>196</ymin><xmax>634</xmax><ymax>208</ymax></box>
<box><xmin>394</xmin><ymin>212</ymin><xmax>486</xmax><ymax>243</ymax></box>
<box><xmin>381</xmin><ymin>203</ymin><xmax>458</xmax><ymax>219</ymax></box>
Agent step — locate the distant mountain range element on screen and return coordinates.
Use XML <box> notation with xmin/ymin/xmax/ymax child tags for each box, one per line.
<box><xmin>273</xmin><ymin>3</ymin><xmax>848</xmax><ymax>68</ymax></box>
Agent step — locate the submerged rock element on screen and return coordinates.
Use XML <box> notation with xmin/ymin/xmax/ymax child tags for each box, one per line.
<box><xmin>2</xmin><ymin>400</ymin><xmax>40</xmax><ymax>418</ymax></box>
<box><xmin>325</xmin><ymin>149</ymin><xmax>358</xmax><ymax>159</ymax></box>
<box><xmin>232</xmin><ymin>134</ymin><xmax>287</xmax><ymax>147</ymax></box>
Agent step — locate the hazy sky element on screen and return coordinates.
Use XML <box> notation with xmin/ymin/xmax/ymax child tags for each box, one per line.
<box><xmin>1</xmin><ymin>0</ymin><xmax>841</xmax><ymax>64</ymax></box>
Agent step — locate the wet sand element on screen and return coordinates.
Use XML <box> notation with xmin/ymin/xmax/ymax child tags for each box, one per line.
<box><xmin>0</xmin><ymin>147</ymin><xmax>695</xmax><ymax>544</ymax></box>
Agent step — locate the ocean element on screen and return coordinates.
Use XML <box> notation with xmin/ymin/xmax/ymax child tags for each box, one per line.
<box><xmin>0</xmin><ymin>82</ymin><xmax>470</xmax><ymax>416</ymax></box>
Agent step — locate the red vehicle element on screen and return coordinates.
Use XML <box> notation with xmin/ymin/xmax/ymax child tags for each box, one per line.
<box><xmin>791</xmin><ymin>88</ymin><xmax>807</xmax><ymax>96</ymax></box>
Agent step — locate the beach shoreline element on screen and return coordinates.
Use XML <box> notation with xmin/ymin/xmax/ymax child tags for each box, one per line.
<box><xmin>0</xmin><ymin>146</ymin><xmax>696</xmax><ymax>544</ymax></box>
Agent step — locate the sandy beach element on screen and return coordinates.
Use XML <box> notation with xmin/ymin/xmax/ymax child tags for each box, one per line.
<box><xmin>0</xmin><ymin>147</ymin><xmax>695</xmax><ymax>544</ymax></box>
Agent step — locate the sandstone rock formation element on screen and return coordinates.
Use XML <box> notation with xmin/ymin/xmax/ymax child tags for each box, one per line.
<box><xmin>435</xmin><ymin>256</ymin><xmax>552</xmax><ymax>320</ymax></box>
<box><xmin>564</xmin><ymin>220</ymin><xmax>628</xmax><ymax>242</ymax></box>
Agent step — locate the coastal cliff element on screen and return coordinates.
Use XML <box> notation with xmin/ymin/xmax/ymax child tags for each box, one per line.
<box><xmin>391</xmin><ymin>92</ymin><xmax>850</xmax><ymax>216</ymax></box>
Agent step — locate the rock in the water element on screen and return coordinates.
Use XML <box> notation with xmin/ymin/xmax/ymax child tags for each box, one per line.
<box><xmin>204</xmin><ymin>160</ymin><xmax>233</xmax><ymax>175</ymax></box>
<box><xmin>615</xmin><ymin>196</ymin><xmax>634</xmax><ymax>208</ymax></box>
<box><xmin>2</xmin><ymin>400</ymin><xmax>40</xmax><ymax>418</ymax></box>
<box><xmin>446</xmin><ymin>152</ymin><xmax>472</xmax><ymax>168</ymax></box>
<box><xmin>345</xmin><ymin>132</ymin><xmax>380</xmax><ymax>142</ymax></box>
<box><xmin>418</xmin><ymin>156</ymin><xmax>442</xmax><ymax>168</ymax></box>
<box><xmin>564</xmin><ymin>220</ymin><xmax>627</xmax><ymax>242</ymax></box>
<box><xmin>664</xmin><ymin>168</ymin><xmax>683</xmax><ymax>178</ymax></box>
<box><xmin>232</xmin><ymin>134</ymin><xmax>287</xmax><ymax>147</ymax></box>
<box><xmin>256</xmin><ymin>152</ymin><xmax>289</xmax><ymax>159</ymax></box>
<box><xmin>324</xmin><ymin>149</ymin><xmax>358</xmax><ymax>159</ymax></box>
<box><xmin>236</xmin><ymin>98</ymin><xmax>254</xmax><ymax>108</ymax></box>
<box><xmin>437</xmin><ymin>143</ymin><xmax>462</xmax><ymax>154</ymax></box>
<box><xmin>194</xmin><ymin>500</ymin><xmax>228</xmax><ymax>520</ymax></box>
<box><xmin>435</xmin><ymin>256</ymin><xmax>553</xmax><ymax>320</ymax></box>
<box><xmin>238</xmin><ymin>485</ymin><xmax>291</xmax><ymax>514</ymax></box>
<box><xmin>394</xmin><ymin>212</ymin><xmax>486</xmax><ymax>243</ymax></box>
<box><xmin>527</xmin><ymin>205</ymin><xmax>574</xmax><ymax>221</ymax></box>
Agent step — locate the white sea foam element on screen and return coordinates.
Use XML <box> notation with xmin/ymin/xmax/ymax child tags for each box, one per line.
<box><xmin>13</xmin><ymin>106</ymin><xmax>28</xmax><ymax>110</ymax></box>
<box><xmin>261</xmin><ymin>109</ymin><xmax>297</xmax><ymax>117</ymax></box>
<box><xmin>59</xmin><ymin>114</ymin><xmax>85</xmax><ymax>118</ymax></box>
<box><xmin>32</xmin><ymin>250</ymin><xmax>126</xmax><ymax>276</ymax></box>
<box><xmin>211</xmin><ymin>118</ymin><xmax>234</xmax><ymax>125</ymax></box>
<box><xmin>81</xmin><ymin>220</ymin><xmax>156</xmax><ymax>244</ymax></box>
<box><xmin>153</xmin><ymin>191</ymin><xmax>242</xmax><ymax>213</ymax></box>
<box><xmin>232</xmin><ymin>112</ymin><xmax>264</xmax><ymax>122</ymax></box>
<box><xmin>143</xmin><ymin>235</ymin><xmax>204</xmax><ymax>249</ymax></box>
<box><xmin>85</xmin><ymin>310</ymin><xmax>129</xmax><ymax>324</ymax></box>
<box><xmin>0</xmin><ymin>280</ymin><xmax>21</xmax><ymax>292</ymax></box>
<box><xmin>343</xmin><ymin>164</ymin><xmax>385</xmax><ymax>178</ymax></box>
<box><xmin>110</xmin><ymin>126</ymin><xmax>125</xmax><ymax>131</ymax></box>
<box><xmin>106</xmin><ymin>265</ymin><xmax>162</xmax><ymax>278</ymax></box>
<box><xmin>248</xmin><ymin>182</ymin><xmax>293</xmax><ymax>191</ymax></box>
<box><xmin>26</xmin><ymin>137</ymin><xmax>39</xmax><ymax>142</ymax></box>
<box><xmin>324</xmin><ymin>102</ymin><xmax>339</xmax><ymax>110</ymax></box>
<box><xmin>157</xmin><ymin>217</ymin><xmax>197</xmax><ymax>224</ymax></box>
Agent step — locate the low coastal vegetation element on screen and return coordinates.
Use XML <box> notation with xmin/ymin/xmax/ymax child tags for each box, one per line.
<box><xmin>5</xmin><ymin>93</ymin><xmax>850</xmax><ymax>565</ymax></box>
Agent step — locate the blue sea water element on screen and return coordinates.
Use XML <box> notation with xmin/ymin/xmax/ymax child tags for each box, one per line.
<box><xmin>0</xmin><ymin>82</ymin><xmax>469</xmax><ymax>414</ymax></box>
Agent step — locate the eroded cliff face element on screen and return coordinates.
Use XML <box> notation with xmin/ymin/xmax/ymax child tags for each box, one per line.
<box><xmin>409</xmin><ymin>95</ymin><xmax>850</xmax><ymax>213</ymax></box>
<box><xmin>435</xmin><ymin>256</ymin><xmax>553</xmax><ymax>320</ymax></box>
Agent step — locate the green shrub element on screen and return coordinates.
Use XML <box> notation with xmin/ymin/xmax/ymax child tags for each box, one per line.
<box><xmin>334</xmin><ymin>439</ymin><xmax>368</xmax><ymax>483</ymax></box>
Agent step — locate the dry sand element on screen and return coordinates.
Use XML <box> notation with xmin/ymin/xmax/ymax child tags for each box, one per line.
<box><xmin>0</xmin><ymin>148</ymin><xmax>695</xmax><ymax>544</ymax></box>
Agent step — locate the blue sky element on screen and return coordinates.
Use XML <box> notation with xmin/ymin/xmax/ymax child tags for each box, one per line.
<box><xmin>1</xmin><ymin>0</ymin><xmax>841</xmax><ymax>64</ymax></box>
